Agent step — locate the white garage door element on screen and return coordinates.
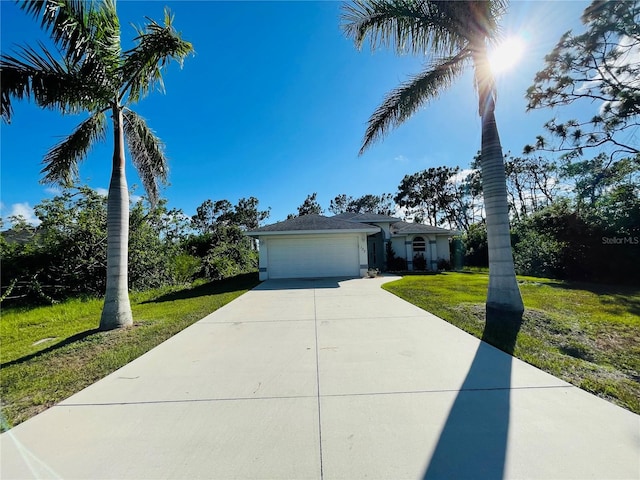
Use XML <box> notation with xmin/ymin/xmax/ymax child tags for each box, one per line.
<box><xmin>267</xmin><ymin>235</ymin><xmax>360</xmax><ymax>279</ymax></box>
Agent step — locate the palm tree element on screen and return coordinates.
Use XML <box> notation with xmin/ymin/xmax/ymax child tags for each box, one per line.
<box><xmin>342</xmin><ymin>0</ymin><xmax>524</xmax><ymax>315</ymax></box>
<box><xmin>1</xmin><ymin>0</ymin><xmax>193</xmax><ymax>329</ymax></box>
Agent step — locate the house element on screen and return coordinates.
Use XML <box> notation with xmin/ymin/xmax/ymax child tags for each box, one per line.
<box><xmin>246</xmin><ymin>213</ymin><xmax>459</xmax><ymax>281</ymax></box>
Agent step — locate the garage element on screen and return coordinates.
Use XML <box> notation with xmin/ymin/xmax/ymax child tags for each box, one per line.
<box><xmin>246</xmin><ymin>214</ymin><xmax>380</xmax><ymax>280</ymax></box>
<box><xmin>267</xmin><ymin>234</ymin><xmax>359</xmax><ymax>279</ymax></box>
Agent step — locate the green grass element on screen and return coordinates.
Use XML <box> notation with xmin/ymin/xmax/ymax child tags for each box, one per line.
<box><xmin>383</xmin><ymin>272</ymin><xmax>640</xmax><ymax>414</ymax></box>
<box><xmin>0</xmin><ymin>273</ymin><xmax>260</xmax><ymax>431</ymax></box>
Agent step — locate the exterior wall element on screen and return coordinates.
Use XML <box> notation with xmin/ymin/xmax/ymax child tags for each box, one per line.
<box><xmin>371</xmin><ymin>222</ymin><xmax>392</xmax><ymax>239</ymax></box>
<box><xmin>389</xmin><ymin>237</ymin><xmax>405</xmax><ymax>259</ymax></box>
<box><xmin>358</xmin><ymin>234</ymin><xmax>368</xmax><ymax>277</ymax></box>
<box><xmin>258</xmin><ymin>238</ymin><xmax>269</xmax><ymax>281</ymax></box>
<box><xmin>428</xmin><ymin>238</ymin><xmax>438</xmax><ymax>271</ymax></box>
<box><xmin>369</xmin><ymin>222</ymin><xmax>392</xmax><ymax>270</ymax></box>
<box><xmin>386</xmin><ymin>234</ymin><xmax>452</xmax><ymax>272</ymax></box>
<box><xmin>436</xmin><ymin>236</ymin><xmax>450</xmax><ymax>265</ymax></box>
<box><xmin>405</xmin><ymin>239</ymin><xmax>413</xmax><ymax>270</ymax></box>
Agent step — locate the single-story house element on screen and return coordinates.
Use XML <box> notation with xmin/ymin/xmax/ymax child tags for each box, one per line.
<box><xmin>246</xmin><ymin>213</ymin><xmax>459</xmax><ymax>281</ymax></box>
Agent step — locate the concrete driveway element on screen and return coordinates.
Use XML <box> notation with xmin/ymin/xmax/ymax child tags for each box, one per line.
<box><xmin>1</xmin><ymin>276</ymin><xmax>638</xmax><ymax>479</ymax></box>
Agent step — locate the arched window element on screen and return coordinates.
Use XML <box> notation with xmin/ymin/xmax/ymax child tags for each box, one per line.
<box><xmin>413</xmin><ymin>236</ymin><xmax>426</xmax><ymax>252</ymax></box>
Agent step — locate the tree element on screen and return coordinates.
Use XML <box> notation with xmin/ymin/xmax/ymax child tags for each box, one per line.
<box><xmin>1</xmin><ymin>186</ymin><xmax>196</xmax><ymax>305</ymax></box>
<box><xmin>328</xmin><ymin>193</ymin><xmax>395</xmax><ymax>215</ymax></box>
<box><xmin>187</xmin><ymin>197</ymin><xmax>268</xmax><ymax>280</ymax></box>
<box><xmin>289</xmin><ymin>193</ymin><xmax>323</xmax><ymax>218</ymax></box>
<box><xmin>342</xmin><ymin>0</ymin><xmax>524</xmax><ymax>314</ymax></box>
<box><xmin>128</xmin><ymin>197</ymin><xmax>192</xmax><ymax>290</ymax></box>
<box><xmin>561</xmin><ymin>153</ymin><xmax>637</xmax><ymax>209</ymax></box>
<box><xmin>233</xmin><ymin>196</ymin><xmax>270</xmax><ymax>231</ymax></box>
<box><xmin>1</xmin><ymin>0</ymin><xmax>193</xmax><ymax>329</ymax></box>
<box><xmin>395</xmin><ymin>166</ymin><xmax>461</xmax><ymax>228</ymax></box>
<box><xmin>504</xmin><ymin>154</ymin><xmax>558</xmax><ymax>221</ymax></box>
<box><xmin>525</xmin><ymin>0</ymin><xmax>640</xmax><ymax>162</ymax></box>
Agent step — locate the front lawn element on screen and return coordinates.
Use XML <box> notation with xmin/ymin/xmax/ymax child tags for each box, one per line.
<box><xmin>383</xmin><ymin>273</ymin><xmax>640</xmax><ymax>414</ymax></box>
<box><xmin>0</xmin><ymin>273</ymin><xmax>260</xmax><ymax>431</ymax></box>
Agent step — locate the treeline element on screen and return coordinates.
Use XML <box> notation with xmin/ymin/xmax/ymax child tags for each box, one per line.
<box><xmin>3</xmin><ymin>148</ymin><xmax>638</xmax><ymax>307</ymax></box>
<box><xmin>0</xmin><ymin>187</ymin><xmax>269</xmax><ymax>305</ymax></box>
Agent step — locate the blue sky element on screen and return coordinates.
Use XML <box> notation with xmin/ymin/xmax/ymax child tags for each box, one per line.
<box><xmin>1</xmin><ymin>0</ymin><xmax>590</xmax><ymax>225</ymax></box>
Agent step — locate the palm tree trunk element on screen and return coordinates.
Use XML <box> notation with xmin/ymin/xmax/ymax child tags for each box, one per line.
<box><xmin>480</xmin><ymin>98</ymin><xmax>524</xmax><ymax>314</ymax></box>
<box><xmin>100</xmin><ymin>105</ymin><xmax>133</xmax><ymax>330</ymax></box>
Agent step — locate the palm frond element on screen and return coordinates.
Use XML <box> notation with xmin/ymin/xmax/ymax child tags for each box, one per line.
<box><xmin>360</xmin><ymin>50</ymin><xmax>470</xmax><ymax>154</ymax></box>
<box><xmin>1</xmin><ymin>43</ymin><xmax>110</xmax><ymax>122</ymax></box>
<box><xmin>18</xmin><ymin>1</ymin><xmax>121</xmax><ymax>89</ymax></box>
<box><xmin>18</xmin><ymin>0</ymin><xmax>92</xmax><ymax>63</ymax></box>
<box><xmin>41</xmin><ymin>110</ymin><xmax>107</xmax><ymax>185</ymax></box>
<box><xmin>342</xmin><ymin>0</ymin><xmax>470</xmax><ymax>56</ymax></box>
<box><xmin>122</xmin><ymin>109</ymin><xmax>167</xmax><ymax>205</ymax></box>
<box><xmin>2</xmin><ymin>44</ymin><xmax>80</xmax><ymax>122</ymax></box>
<box><xmin>85</xmin><ymin>0</ymin><xmax>121</xmax><ymax>76</ymax></box>
<box><xmin>120</xmin><ymin>8</ymin><xmax>193</xmax><ymax>103</ymax></box>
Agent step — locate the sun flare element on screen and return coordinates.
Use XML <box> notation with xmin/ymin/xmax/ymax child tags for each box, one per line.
<box><xmin>489</xmin><ymin>36</ymin><xmax>525</xmax><ymax>74</ymax></box>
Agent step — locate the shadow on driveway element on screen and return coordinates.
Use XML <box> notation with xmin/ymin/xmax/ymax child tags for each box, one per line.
<box><xmin>423</xmin><ymin>309</ymin><xmax>522</xmax><ymax>479</ymax></box>
<box><xmin>254</xmin><ymin>277</ymin><xmax>351</xmax><ymax>290</ymax></box>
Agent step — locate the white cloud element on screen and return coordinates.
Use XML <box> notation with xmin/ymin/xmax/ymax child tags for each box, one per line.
<box><xmin>95</xmin><ymin>187</ymin><xmax>143</xmax><ymax>204</ymax></box>
<box><xmin>4</xmin><ymin>202</ymin><xmax>41</xmax><ymax>226</ymax></box>
<box><xmin>394</xmin><ymin>204</ymin><xmax>410</xmax><ymax>220</ymax></box>
<box><xmin>394</xmin><ymin>155</ymin><xmax>409</xmax><ymax>163</ymax></box>
<box><xmin>45</xmin><ymin>186</ymin><xmax>62</xmax><ymax>196</ymax></box>
<box><xmin>448</xmin><ymin>168</ymin><xmax>476</xmax><ymax>184</ymax></box>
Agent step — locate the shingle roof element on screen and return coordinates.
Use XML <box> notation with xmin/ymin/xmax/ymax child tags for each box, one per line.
<box><xmin>332</xmin><ymin>212</ymin><xmax>402</xmax><ymax>223</ymax></box>
<box><xmin>246</xmin><ymin>214</ymin><xmax>380</xmax><ymax>236</ymax></box>
<box><xmin>390</xmin><ymin>221</ymin><xmax>459</xmax><ymax>236</ymax></box>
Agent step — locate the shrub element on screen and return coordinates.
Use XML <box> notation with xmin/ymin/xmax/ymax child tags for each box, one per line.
<box><xmin>413</xmin><ymin>253</ymin><xmax>427</xmax><ymax>271</ymax></box>
<box><xmin>437</xmin><ymin>258</ymin><xmax>452</xmax><ymax>271</ymax></box>
<box><xmin>463</xmin><ymin>222</ymin><xmax>488</xmax><ymax>267</ymax></box>
<box><xmin>385</xmin><ymin>242</ymin><xmax>407</xmax><ymax>271</ymax></box>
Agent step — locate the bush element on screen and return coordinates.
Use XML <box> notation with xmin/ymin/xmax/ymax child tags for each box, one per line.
<box><xmin>512</xmin><ymin>228</ymin><xmax>564</xmax><ymax>278</ymax></box>
<box><xmin>463</xmin><ymin>222</ymin><xmax>488</xmax><ymax>267</ymax></box>
<box><xmin>437</xmin><ymin>258</ymin><xmax>452</xmax><ymax>271</ymax></box>
<box><xmin>413</xmin><ymin>253</ymin><xmax>427</xmax><ymax>271</ymax></box>
<box><xmin>171</xmin><ymin>254</ymin><xmax>202</xmax><ymax>285</ymax></box>
<box><xmin>385</xmin><ymin>242</ymin><xmax>407</xmax><ymax>271</ymax></box>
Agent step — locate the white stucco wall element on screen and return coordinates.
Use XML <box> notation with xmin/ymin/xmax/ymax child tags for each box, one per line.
<box><xmin>436</xmin><ymin>236</ymin><xmax>450</xmax><ymax>264</ymax></box>
<box><xmin>389</xmin><ymin>237</ymin><xmax>405</xmax><ymax>259</ymax></box>
<box><xmin>358</xmin><ymin>234</ymin><xmax>368</xmax><ymax>277</ymax></box>
<box><xmin>257</xmin><ymin>238</ymin><xmax>269</xmax><ymax>281</ymax></box>
<box><xmin>386</xmin><ymin>234</ymin><xmax>452</xmax><ymax>271</ymax></box>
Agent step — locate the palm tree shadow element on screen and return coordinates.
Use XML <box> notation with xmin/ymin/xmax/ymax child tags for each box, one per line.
<box><xmin>1</xmin><ymin>328</ymin><xmax>101</xmax><ymax>369</ymax></box>
<box><xmin>423</xmin><ymin>308</ymin><xmax>522</xmax><ymax>479</ymax></box>
<box><xmin>141</xmin><ymin>273</ymin><xmax>260</xmax><ymax>304</ymax></box>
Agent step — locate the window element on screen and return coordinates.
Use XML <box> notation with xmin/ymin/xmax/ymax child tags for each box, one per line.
<box><xmin>413</xmin><ymin>236</ymin><xmax>426</xmax><ymax>252</ymax></box>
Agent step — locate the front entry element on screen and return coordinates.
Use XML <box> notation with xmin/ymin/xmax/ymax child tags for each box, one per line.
<box><xmin>367</xmin><ymin>232</ymin><xmax>384</xmax><ymax>271</ymax></box>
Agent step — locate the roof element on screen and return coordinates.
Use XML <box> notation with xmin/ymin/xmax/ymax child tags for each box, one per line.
<box><xmin>246</xmin><ymin>214</ymin><xmax>380</xmax><ymax>237</ymax></box>
<box><xmin>331</xmin><ymin>212</ymin><xmax>401</xmax><ymax>223</ymax></box>
<box><xmin>390</xmin><ymin>221</ymin><xmax>460</xmax><ymax>236</ymax></box>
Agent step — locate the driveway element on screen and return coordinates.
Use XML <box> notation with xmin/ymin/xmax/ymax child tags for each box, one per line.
<box><xmin>1</xmin><ymin>276</ymin><xmax>638</xmax><ymax>479</ymax></box>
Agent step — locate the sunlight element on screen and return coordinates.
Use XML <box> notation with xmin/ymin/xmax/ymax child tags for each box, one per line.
<box><xmin>489</xmin><ymin>35</ymin><xmax>526</xmax><ymax>74</ymax></box>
